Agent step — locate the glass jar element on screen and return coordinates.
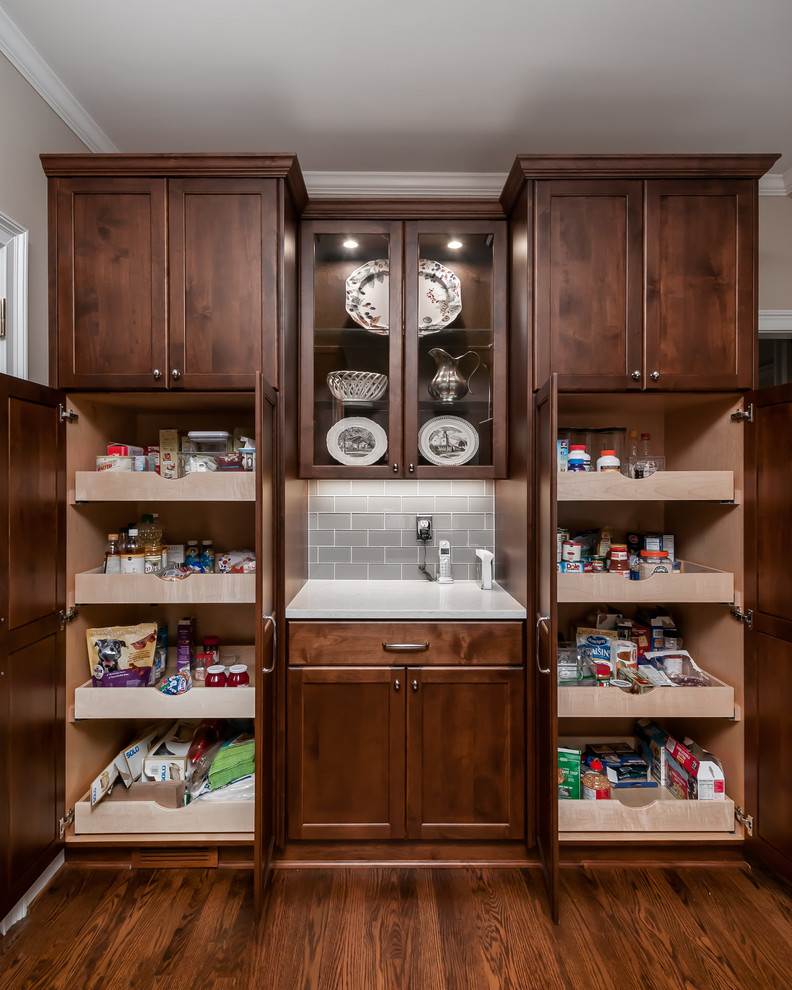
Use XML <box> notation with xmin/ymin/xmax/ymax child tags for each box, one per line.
<box><xmin>227</xmin><ymin>664</ymin><xmax>250</xmax><ymax>687</ymax></box>
<box><xmin>205</xmin><ymin>664</ymin><xmax>227</xmax><ymax>687</ymax></box>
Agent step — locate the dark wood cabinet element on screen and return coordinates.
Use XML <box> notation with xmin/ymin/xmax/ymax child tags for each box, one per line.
<box><xmin>286</xmin><ymin>621</ymin><xmax>525</xmax><ymax>842</ymax></box>
<box><xmin>42</xmin><ymin>155</ymin><xmax>307</xmax><ymax>391</ymax></box>
<box><xmin>533</xmin><ymin>177</ymin><xmax>756</xmax><ymax>391</ymax></box>
<box><xmin>299</xmin><ymin>218</ymin><xmax>507</xmax><ymax>477</ymax></box>
<box><xmin>0</xmin><ymin>375</ymin><xmax>66</xmax><ymax>922</ymax></box>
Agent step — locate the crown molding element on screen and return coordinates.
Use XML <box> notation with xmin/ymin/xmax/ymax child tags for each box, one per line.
<box><xmin>303</xmin><ymin>170</ymin><xmax>508</xmax><ymax>199</ymax></box>
<box><xmin>0</xmin><ymin>6</ymin><xmax>118</xmax><ymax>152</ymax></box>
<box><xmin>758</xmin><ymin>310</ymin><xmax>792</xmax><ymax>335</ymax></box>
<box><xmin>759</xmin><ymin>168</ymin><xmax>792</xmax><ymax>196</ymax></box>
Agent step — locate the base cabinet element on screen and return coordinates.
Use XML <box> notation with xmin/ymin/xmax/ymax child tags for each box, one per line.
<box><xmin>286</xmin><ymin>665</ymin><xmax>524</xmax><ymax>841</ymax></box>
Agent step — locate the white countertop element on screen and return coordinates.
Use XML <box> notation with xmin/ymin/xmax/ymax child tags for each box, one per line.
<box><xmin>285</xmin><ymin>580</ymin><xmax>527</xmax><ymax>620</ymax></box>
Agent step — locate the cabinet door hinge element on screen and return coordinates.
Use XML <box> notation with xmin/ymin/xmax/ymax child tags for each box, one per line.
<box><xmin>59</xmin><ymin>807</ymin><xmax>75</xmax><ymax>840</ymax></box>
<box><xmin>59</xmin><ymin>607</ymin><xmax>79</xmax><ymax>629</ymax></box>
<box><xmin>729</xmin><ymin>607</ymin><xmax>753</xmax><ymax>630</ymax></box>
<box><xmin>730</xmin><ymin>404</ymin><xmax>753</xmax><ymax>424</ymax></box>
<box><xmin>735</xmin><ymin>806</ymin><xmax>754</xmax><ymax>836</ymax></box>
<box><xmin>59</xmin><ymin>404</ymin><xmax>79</xmax><ymax>424</ymax></box>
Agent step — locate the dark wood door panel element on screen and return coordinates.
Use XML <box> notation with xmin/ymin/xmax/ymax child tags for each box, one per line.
<box><xmin>645</xmin><ymin>179</ymin><xmax>754</xmax><ymax>389</ymax></box>
<box><xmin>287</xmin><ymin>667</ymin><xmax>405</xmax><ymax>839</ymax></box>
<box><xmin>406</xmin><ymin>667</ymin><xmax>524</xmax><ymax>840</ymax></box>
<box><xmin>7</xmin><ymin>397</ymin><xmax>61</xmax><ymax>631</ymax></box>
<box><xmin>288</xmin><ymin>621</ymin><xmax>524</xmax><ymax>666</ymax></box>
<box><xmin>169</xmin><ymin>178</ymin><xmax>279</xmax><ymax>389</ymax></box>
<box><xmin>55</xmin><ymin>177</ymin><xmax>168</xmax><ymax>388</ymax></box>
<box><xmin>534</xmin><ymin>180</ymin><xmax>643</xmax><ymax>390</ymax></box>
<box><xmin>754</xmin><ymin>398</ymin><xmax>792</xmax><ymax>623</ymax></box>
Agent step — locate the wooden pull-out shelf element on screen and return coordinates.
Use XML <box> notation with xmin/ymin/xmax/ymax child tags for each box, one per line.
<box><xmin>558</xmin><ymin>561</ymin><xmax>733</xmax><ymax>603</ymax></box>
<box><xmin>73</xmin><ymin>788</ymin><xmax>254</xmax><ymax>835</ymax></box>
<box><xmin>73</xmin><ymin>470</ymin><xmax>255</xmax><ymax>503</ymax></box>
<box><xmin>74</xmin><ymin>569</ymin><xmax>255</xmax><ymax>605</ymax></box>
<box><xmin>558</xmin><ymin>788</ymin><xmax>735</xmax><ymax>834</ymax></box>
<box><xmin>558</xmin><ymin>670</ymin><xmax>734</xmax><ymax>719</ymax></box>
<box><xmin>74</xmin><ymin>646</ymin><xmax>256</xmax><ymax>720</ymax></box>
<box><xmin>557</xmin><ymin>470</ymin><xmax>735</xmax><ymax>502</ymax></box>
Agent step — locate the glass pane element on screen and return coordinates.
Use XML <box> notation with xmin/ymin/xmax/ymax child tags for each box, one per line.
<box><xmin>415</xmin><ymin>232</ymin><xmax>494</xmax><ymax>468</ymax></box>
<box><xmin>312</xmin><ymin>232</ymin><xmax>391</xmax><ymax>468</ymax></box>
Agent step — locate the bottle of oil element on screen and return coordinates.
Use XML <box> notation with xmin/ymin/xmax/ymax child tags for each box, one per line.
<box><xmin>120</xmin><ymin>528</ymin><xmax>146</xmax><ymax>574</ymax></box>
<box><xmin>103</xmin><ymin>533</ymin><xmax>121</xmax><ymax>574</ymax></box>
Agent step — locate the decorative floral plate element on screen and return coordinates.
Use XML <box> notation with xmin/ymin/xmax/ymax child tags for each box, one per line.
<box><xmin>418</xmin><ymin>415</ymin><xmax>478</xmax><ymax>466</ymax></box>
<box><xmin>345</xmin><ymin>259</ymin><xmax>389</xmax><ymax>333</ymax></box>
<box><xmin>418</xmin><ymin>259</ymin><xmax>462</xmax><ymax>334</ymax></box>
<box><xmin>326</xmin><ymin>417</ymin><xmax>388</xmax><ymax>466</ymax></box>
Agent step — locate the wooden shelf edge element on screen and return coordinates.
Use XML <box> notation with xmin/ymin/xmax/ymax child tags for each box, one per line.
<box><xmin>557</xmin><ymin>470</ymin><xmax>734</xmax><ymax>502</ymax></box>
<box><xmin>73</xmin><ymin>470</ymin><xmax>255</xmax><ymax>503</ymax></box>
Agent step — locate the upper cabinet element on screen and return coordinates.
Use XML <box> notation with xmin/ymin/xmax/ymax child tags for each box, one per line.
<box><xmin>299</xmin><ymin>218</ymin><xmax>507</xmax><ymax>477</ymax></box>
<box><xmin>42</xmin><ymin>155</ymin><xmax>307</xmax><ymax>390</ymax></box>
<box><xmin>502</xmin><ymin>155</ymin><xmax>780</xmax><ymax>392</ymax></box>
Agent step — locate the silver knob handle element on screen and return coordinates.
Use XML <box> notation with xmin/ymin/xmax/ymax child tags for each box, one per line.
<box><xmin>409</xmin><ymin>463</ymin><xmax>415</xmax><ymax>473</ymax></box>
<box><xmin>394</xmin><ymin>679</ymin><xmax>401</xmax><ymax>692</ymax></box>
<box><xmin>392</xmin><ymin>462</ymin><xmax>399</xmax><ymax>473</ymax></box>
<box><xmin>411</xmin><ymin>679</ymin><xmax>418</xmax><ymax>692</ymax></box>
<box><xmin>650</xmin><ymin>370</ymin><xmax>660</xmax><ymax>381</ymax></box>
<box><xmin>171</xmin><ymin>369</ymin><xmax>181</xmax><ymax>381</ymax></box>
<box><xmin>631</xmin><ymin>370</ymin><xmax>641</xmax><ymax>381</ymax></box>
<box><xmin>153</xmin><ymin>368</ymin><xmax>162</xmax><ymax>381</ymax></box>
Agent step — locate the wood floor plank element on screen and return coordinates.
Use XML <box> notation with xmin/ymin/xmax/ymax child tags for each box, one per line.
<box><xmin>2</xmin><ymin>863</ymin><xmax>792</xmax><ymax>990</ymax></box>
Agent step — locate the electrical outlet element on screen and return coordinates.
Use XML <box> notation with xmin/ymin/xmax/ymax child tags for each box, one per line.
<box><xmin>416</xmin><ymin>515</ymin><xmax>432</xmax><ymax>542</ymax></box>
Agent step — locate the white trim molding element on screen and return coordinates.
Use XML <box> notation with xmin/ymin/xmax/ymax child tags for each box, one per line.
<box><xmin>303</xmin><ymin>171</ymin><xmax>508</xmax><ymax>199</ymax></box>
<box><xmin>759</xmin><ymin>167</ymin><xmax>792</xmax><ymax>197</ymax></box>
<box><xmin>758</xmin><ymin>310</ymin><xmax>792</xmax><ymax>336</ymax></box>
<box><xmin>0</xmin><ymin>209</ymin><xmax>29</xmax><ymax>380</ymax></box>
<box><xmin>0</xmin><ymin>5</ymin><xmax>118</xmax><ymax>153</ymax></box>
<box><xmin>0</xmin><ymin>852</ymin><xmax>64</xmax><ymax>936</ymax></box>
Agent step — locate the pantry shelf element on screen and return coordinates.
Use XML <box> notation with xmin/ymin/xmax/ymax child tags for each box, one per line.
<box><xmin>72</xmin><ymin>470</ymin><xmax>256</xmax><ymax>503</ymax></box>
<box><xmin>557</xmin><ymin>561</ymin><xmax>733</xmax><ymax>604</ymax></box>
<box><xmin>558</xmin><ymin>787</ymin><xmax>736</xmax><ymax>834</ymax></box>
<box><xmin>73</xmin><ymin>790</ymin><xmax>255</xmax><ymax>835</ymax></box>
<box><xmin>74</xmin><ymin>569</ymin><xmax>256</xmax><ymax>605</ymax></box>
<box><xmin>557</xmin><ymin>470</ymin><xmax>735</xmax><ymax>502</ymax></box>
<box><xmin>558</xmin><ymin>670</ymin><xmax>734</xmax><ymax>719</ymax></box>
<box><xmin>74</xmin><ymin>647</ymin><xmax>256</xmax><ymax>720</ymax></box>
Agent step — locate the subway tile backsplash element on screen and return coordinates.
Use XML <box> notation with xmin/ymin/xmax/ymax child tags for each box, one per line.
<box><xmin>308</xmin><ymin>479</ymin><xmax>494</xmax><ymax>580</ymax></box>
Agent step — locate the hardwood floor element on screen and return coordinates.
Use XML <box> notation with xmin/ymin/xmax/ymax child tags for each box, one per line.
<box><xmin>1</xmin><ymin>863</ymin><xmax>791</xmax><ymax>989</ymax></box>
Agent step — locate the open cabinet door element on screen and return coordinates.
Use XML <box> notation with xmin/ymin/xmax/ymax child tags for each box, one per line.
<box><xmin>254</xmin><ymin>376</ymin><xmax>279</xmax><ymax>914</ymax></box>
<box><xmin>534</xmin><ymin>376</ymin><xmax>559</xmax><ymax>922</ymax></box>
<box><xmin>743</xmin><ymin>383</ymin><xmax>792</xmax><ymax>881</ymax></box>
<box><xmin>0</xmin><ymin>374</ymin><xmax>66</xmax><ymax>922</ymax></box>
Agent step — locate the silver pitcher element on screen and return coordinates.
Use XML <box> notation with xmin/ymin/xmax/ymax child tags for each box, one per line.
<box><xmin>427</xmin><ymin>348</ymin><xmax>481</xmax><ymax>402</ymax></box>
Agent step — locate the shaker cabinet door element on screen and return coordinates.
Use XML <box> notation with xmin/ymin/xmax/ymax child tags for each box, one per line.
<box><xmin>644</xmin><ymin>179</ymin><xmax>755</xmax><ymax>390</ymax></box>
<box><xmin>54</xmin><ymin>178</ymin><xmax>168</xmax><ymax>389</ymax></box>
<box><xmin>534</xmin><ymin>180</ymin><xmax>643</xmax><ymax>391</ymax></box>
<box><xmin>168</xmin><ymin>178</ymin><xmax>279</xmax><ymax>390</ymax></box>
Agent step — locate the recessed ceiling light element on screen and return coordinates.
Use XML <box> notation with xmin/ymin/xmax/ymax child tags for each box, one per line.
<box><xmin>343</xmin><ymin>239</ymin><xmax>358</xmax><ymax>248</ymax></box>
<box><xmin>447</xmin><ymin>239</ymin><xmax>463</xmax><ymax>249</ymax></box>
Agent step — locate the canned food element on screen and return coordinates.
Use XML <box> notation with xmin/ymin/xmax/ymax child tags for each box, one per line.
<box><xmin>582</xmin><ymin>771</ymin><xmax>611</xmax><ymax>800</ymax></box>
<box><xmin>562</xmin><ymin>541</ymin><xmax>582</xmax><ymax>562</ymax></box>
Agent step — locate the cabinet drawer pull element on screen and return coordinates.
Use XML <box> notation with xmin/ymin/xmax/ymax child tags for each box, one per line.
<box><xmin>536</xmin><ymin>615</ymin><xmax>551</xmax><ymax>675</ymax></box>
<box><xmin>153</xmin><ymin>368</ymin><xmax>162</xmax><ymax>381</ymax></box>
<box><xmin>171</xmin><ymin>368</ymin><xmax>182</xmax><ymax>381</ymax></box>
<box><xmin>392</xmin><ymin>462</ymin><xmax>399</xmax><ymax>473</ymax></box>
<box><xmin>394</xmin><ymin>679</ymin><xmax>401</xmax><ymax>692</ymax></box>
<box><xmin>631</xmin><ymin>370</ymin><xmax>641</xmax><ymax>381</ymax></box>
<box><xmin>650</xmin><ymin>370</ymin><xmax>660</xmax><ymax>381</ymax></box>
<box><xmin>409</xmin><ymin>463</ymin><xmax>415</xmax><ymax>473</ymax></box>
<box><xmin>382</xmin><ymin>641</ymin><xmax>430</xmax><ymax>652</ymax></box>
<box><xmin>411</xmin><ymin>679</ymin><xmax>418</xmax><ymax>692</ymax></box>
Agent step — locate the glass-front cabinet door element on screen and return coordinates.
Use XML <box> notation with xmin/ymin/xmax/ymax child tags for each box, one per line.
<box><xmin>404</xmin><ymin>221</ymin><xmax>506</xmax><ymax>477</ymax></box>
<box><xmin>299</xmin><ymin>218</ymin><xmax>506</xmax><ymax>478</ymax></box>
<box><xmin>300</xmin><ymin>221</ymin><xmax>403</xmax><ymax>476</ymax></box>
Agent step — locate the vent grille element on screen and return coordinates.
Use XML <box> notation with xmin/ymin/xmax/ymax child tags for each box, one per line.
<box><xmin>132</xmin><ymin>847</ymin><xmax>219</xmax><ymax>869</ymax></box>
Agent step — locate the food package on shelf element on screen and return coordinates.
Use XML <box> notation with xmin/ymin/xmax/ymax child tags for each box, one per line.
<box><xmin>143</xmin><ymin>720</ymin><xmax>202</xmax><ymax>782</ymax></box>
<box><xmin>89</xmin><ymin>727</ymin><xmax>160</xmax><ymax>806</ymax></box>
<box><xmin>558</xmin><ymin>747</ymin><xmax>581</xmax><ymax>799</ymax></box>
<box><xmin>87</xmin><ymin>622</ymin><xmax>159</xmax><ymax>687</ymax></box>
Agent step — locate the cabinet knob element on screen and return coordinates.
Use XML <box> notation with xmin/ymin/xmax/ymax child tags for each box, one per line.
<box><xmin>171</xmin><ymin>369</ymin><xmax>182</xmax><ymax>381</ymax></box>
<box><xmin>409</xmin><ymin>463</ymin><xmax>415</xmax><ymax>473</ymax></box>
<box><xmin>392</xmin><ymin>462</ymin><xmax>399</xmax><ymax>473</ymax></box>
<box><xmin>394</xmin><ymin>679</ymin><xmax>401</xmax><ymax>692</ymax></box>
<box><xmin>152</xmin><ymin>368</ymin><xmax>162</xmax><ymax>381</ymax></box>
<box><xmin>411</xmin><ymin>679</ymin><xmax>418</xmax><ymax>692</ymax></box>
<box><xmin>650</xmin><ymin>370</ymin><xmax>660</xmax><ymax>381</ymax></box>
<box><xmin>631</xmin><ymin>370</ymin><xmax>641</xmax><ymax>381</ymax></box>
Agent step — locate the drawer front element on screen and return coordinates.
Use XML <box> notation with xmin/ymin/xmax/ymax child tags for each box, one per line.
<box><xmin>288</xmin><ymin>621</ymin><xmax>524</xmax><ymax>666</ymax></box>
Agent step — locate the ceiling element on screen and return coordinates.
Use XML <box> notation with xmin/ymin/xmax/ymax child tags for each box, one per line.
<box><xmin>2</xmin><ymin>0</ymin><xmax>791</xmax><ymax>189</ymax></box>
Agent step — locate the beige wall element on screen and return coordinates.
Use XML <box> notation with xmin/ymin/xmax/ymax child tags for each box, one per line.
<box><xmin>0</xmin><ymin>54</ymin><xmax>87</xmax><ymax>386</ymax></box>
<box><xmin>759</xmin><ymin>195</ymin><xmax>792</xmax><ymax>311</ymax></box>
